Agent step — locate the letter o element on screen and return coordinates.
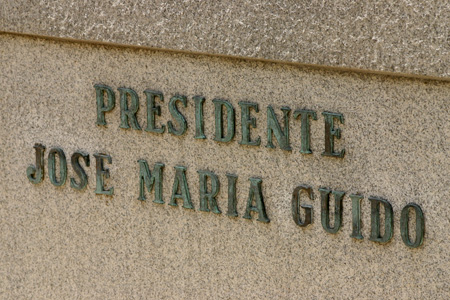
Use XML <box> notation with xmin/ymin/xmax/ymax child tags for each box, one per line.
<box><xmin>48</xmin><ymin>147</ymin><xmax>67</xmax><ymax>186</ymax></box>
<box><xmin>400</xmin><ymin>203</ymin><xmax>425</xmax><ymax>248</ymax></box>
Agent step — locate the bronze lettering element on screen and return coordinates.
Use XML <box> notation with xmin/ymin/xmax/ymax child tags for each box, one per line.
<box><xmin>144</xmin><ymin>90</ymin><xmax>165</xmax><ymax>134</ymax></box>
<box><xmin>169</xmin><ymin>166</ymin><xmax>193</xmax><ymax>209</ymax></box>
<box><xmin>138</xmin><ymin>160</ymin><xmax>165</xmax><ymax>203</ymax></box>
<box><xmin>94</xmin><ymin>153</ymin><xmax>114</xmax><ymax>195</ymax></box>
<box><xmin>193</xmin><ymin>96</ymin><xmax>206</xmax><ymax>139</ymax></box>
<box><xmin>198</xmin><ymin>170</ymin><xmax>221</xmax><ymax>214</ymax></box>
<box><xmin>94</xmin><ymin>84</ymin><xmax>115</xmax><ymax>126</ymax></box>
<box><xmin>70</xmin><ymin>151</ymin><xmax>90</xmax><ymax>191</ymax></box>
<box><xmin>349</xmin><ymin>194</ymin><xmax>364</xmax><ymax>240</ymax></box>
<box><xmin>27</xmin><ymin>143</ymin><xmax>46</xmax><ymax>184</ymax></box>
<box><xmin>168</xmin><ymin>95</ymin><xmax>188</xmax><ymax>136</ymax></box>
<box><xmin>213</xmin><ymin>99</ymin><xmax>235</xmax><ymax>143</ymax></box>
<box><xmin>243</xmin><ymin>177</ymin><xmax>269</xmax><ymax>223</ymax></box>
<box><xmin>118</xmin><ymin>87</ymin><xmax>142</xmax><ymax>130</ymax></box>
<box><xmin>266</xmin><ymin>106</ymin><xmax>292</xmax><ymax>151</ymax></box>
<box><xmin>239</xmin><ymin>101</ymin><xmax>261</xmax><ymax>146</ymax></box>
<box><xmin>292</xmin><ymin>185</ymin><xmax>313</xmax><ymax>227</ymax></box>
<box><xmin>48</xmin><ymin>147</ymin><xmax>67</xmax><ymax>187</ymax></box>
<box><xmin>369</xmin><ymin>196</ymin><xmax>393</xmax><ymax>244</ymax></box>
<box><xmin>319</xmin><ymin>188</ymin><xmax>345</xmax><ymax>234</ymax></box>
<box><xmin>322</xmin><ymin>112</ymin><xmax>345</xmax><ymax>158</ymax></box>
<box><xmin>293</xmin><ymin>109</ymin><xmax>317</xmax><ymax>154</ymax></box>
<box><xmin>226</xmin><ymin>174</ymin><xmax>238</xmax><ymax>217</ymax></box>
<box><xmin>400</xmin><ymin>203</ymin><xmax>425</xmax><ymax>248</ymax></box>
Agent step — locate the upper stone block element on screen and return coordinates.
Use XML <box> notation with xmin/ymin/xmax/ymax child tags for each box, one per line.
<box><xmin>2</xmin><ymin>0</ymin><xmax>449</xmax><ymax>79</ymax></box>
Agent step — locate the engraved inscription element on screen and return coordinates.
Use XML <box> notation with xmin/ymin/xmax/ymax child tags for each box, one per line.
<box><xmin>25</xmin><ymin>82</ymin><xmax>427</xmax><ymax>249</ymax></box>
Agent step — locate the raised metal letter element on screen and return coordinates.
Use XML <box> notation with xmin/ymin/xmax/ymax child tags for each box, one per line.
<box><xmin>198</xmin><ymin>170</ymin><xmax>221</xmax><ymax>214</ymax></box>
<box><xmin>169</xmin><ymin>166</ymin><xmax>193</xmax><ymax>209</ymax></box>
<box><xmin>27</xmin><ymin>143</ymin><xmax>45</xmax><ymax>184</ymax></box>
<box><xmin>292</xmin><ymin>185</ymin><xmax>314</xmax><ymax>227</ymax></box>
<box><xmin>400</xmin><ymin>203</ymin><xmax>425</xmax><ymax>248</ymax></box>
<box><xmin>70</xmin><ymin>151</ymin><xmax>90</xmax><ymax>190</ymax></box>
<box><xmin>243</xmin><ymin>177</ymin><xmax>269</xmax><ymax>223</ymax></box>
<box><xmin>118</xmin><ymin>87</ymin><xmax>142</xmax><ymax>130</ymax></box>
<box><xmin>226</xmin><ymin>174</ymin><xmax>238</xmax><ymax>217</ymax></box>
<box><xmin>266</xmin><ymin>106</ymin><xmax>292</xmax><ymax>151</ymax></box>
<box><xmin>94</xmin><ymin>153</ymin><xmax>114</xmax><ymax>195</ymax></box>
<box><xmin>319</xmin><ymin>188</ymin><xmax>345</xmax><ymax>234</ymax></box>
<box><xmin>48</xmin><ymin>147</ymin><xmax>67</xmax><ymax>187</ymax></box>
<box><xmin>369</xmin><ymin>196</ymin><xmax>393</xmax><ymax>243</ymax></box>
<box><xmin>293</xmin><ymin>109</ymin><xmax>317</xmax><ymax>154</ymax></box>
<box><xmin>138</xmin><ymin>160</ymin><xmax>165</xmax><ymax>203</ymax></box>
<box><xmin>168</xmin><ymin>95</ymin><xmax>188</xmax><ymax>136</ymax></box>
<box><xmin>94</xmin><ymin>84</ymin><xmax>115</xmax><ymax>126</ymax></box>
<box><xmin>144</xmin><ymin>90</ymin><xmax>165</xmax><ymax>134</ymax></box>
<box><xmin>213</xmin><ymin>99</ymin><xmax>235</xmax><ymax>142</ymax></box>
<box><xmin>193</xmin><ymin>96</ymin><xmax>206</xmax><ymax>139</ymax></box>
<box><xmin>350</xmin><ymin>194</ymin><xmax>364</xmax><ymax>240</ymax></box>
<box><xmin>322</xmin><ymin>112</ymin><xmax>345</xmax><ymax>158</ymax></box>
<box><xmin>239</xmin><ymin>101</ymin><xmax>261</xmax><ymax>146</ymax></box>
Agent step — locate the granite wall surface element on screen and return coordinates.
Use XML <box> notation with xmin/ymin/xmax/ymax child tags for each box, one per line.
<box><xmin>1</xmin><ymin>33</ymin><xmax>449</xmax><ymax>299</ymax></box>
<box><xmin>1</xmin><ymin>1</ymin><xmax>449</xmax><ymax>79</ymax></box>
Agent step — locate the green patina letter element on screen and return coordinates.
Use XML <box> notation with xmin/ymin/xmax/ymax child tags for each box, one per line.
<box><xmin>322</xmin><ymin>112</ymin><xmax>345</xmax><ymax>158</ymax></box>
<box><xmin>95</xmin><ymin>84</ymin><xmax>115</xmax><ymax>126</ymax></box>
<box><xmin>239</xmin><ymin>101</ymin><xmax>261</xmax><ymax>146</ymax></box>
<box><xmin>169</xmin><ymin>166</ymin><xmax>193</xmax><ymax>209</ymax></box>
<box><xmin>198</xmin><ymin>170</ymin><xmax>221</xmax><ymax>214</ymax></box>
<box><xmin>266</xmin><ymin>106</ymin><xmax>292</xmax><ymax>151</ymax></box>
<box><xmin>27</xmin><ymin>143</ymin><xmax>46</xmax><ymax>184</ymax></box>
<box><xmin>138</xmin><ymin>160</ymin><xmax>165</xmax><ymax>203</ymax></box>
<box><xmin>118</xmin><ymin>87</ymin><xmax>142</xmax><ymax>130</ymax></box>
<box><xmin>400</xmin><ymin>203</ymin><xmax>425</xmax><ymax>248</ymax></box>
<box><xmin>350</xmin><ymin>194</ymin><xmax>364</xmax><ymax>240</ymax></box>
<box><xmin>319</xmin><ymin>188</ymin><xmax>345</xmax><ymax>234</ymax></box>
<box><xmin>94</xmin><ymin>153</ymin><xmax>114</xmax><ymax>195</ymax></box>
<box><xmin>292</xmin><ymin>185</ymin><xmax>314</xmax><ymax>227</ymax></box>
<box><xmin>144</xmin><ymin>90</ymin><xmax>165</xmax><ymax>134</ymax></box>
<box><xmin>226</xmin><ymin>174</ymin><xmax>238</xmax><ymax>217</ymax></box>
<box><xmin>213</xmin><ymin>99</ymin><xmax>235</xmax><ymax>142</ymax></box>
<box><xmin>293</xmin><ymin>109</ymin><xmax>317</xmax><ymax>154</ymax></box>
<box><xmin>369</xmin><ymin>196</ymin><xmax>393</xmax><ymax>244</ymax></box>
<box><xmin>70</xmin><ymin>151</ymin><xmax>90</xmax><ymax>191</ymax></box>
<box><xmin>48</xmin><ymin>147</ymin><xmax>67</xmax><ymax>187</ymax></box>
<box><xmin>193</xmin><ymin>96</ymin><xmax>206</xmax><ymax>139</ymax></box>
<box><xmin>243</xmin><ymin>177</ymin><xmax>269</xmax><ymax>223</ymax></box>
<box><xmin>168</xmin><ymin>95</ymin><xmax>188</xmax><ymax>136</ymax></box>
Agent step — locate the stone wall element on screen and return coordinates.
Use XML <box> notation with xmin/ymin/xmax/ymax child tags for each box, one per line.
<box><xmin>1</xmin><ymin>2</ymin><xmax>449</xmax><ymax>299</ymax></box>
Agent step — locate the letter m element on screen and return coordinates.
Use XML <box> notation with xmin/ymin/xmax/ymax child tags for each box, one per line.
<box><xmin>138</xmin><ymin>160</ymin><xmax>165</xmax><ymax>203</ymax></box>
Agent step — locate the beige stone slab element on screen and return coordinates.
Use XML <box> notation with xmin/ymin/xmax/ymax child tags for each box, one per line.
<box><xmin>1</xmin><ymin>34</ymin><xmax>450</xmax><ymax>299</ymax></box>
<box><xmin>1</xmin><ymin>1</ymin><xmax>449</xmax><ymax>80</ymax></box>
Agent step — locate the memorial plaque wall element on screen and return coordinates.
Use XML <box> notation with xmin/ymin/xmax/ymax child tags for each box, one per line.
<box><xmin>1</xmin><ymin>2</ymin><xmax>449</xmax><ymax>299</ymax></box>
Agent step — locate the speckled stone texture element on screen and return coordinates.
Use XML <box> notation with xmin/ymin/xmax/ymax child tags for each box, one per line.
<box><xmin>1</xmin><ymin>1</ymin><xmax>449</xmax><ymax>79</ymax></box>
<box><xmin>1</xmin><ymin>34</ymin><xmax>449</xmax><ymax>299</ymax></box>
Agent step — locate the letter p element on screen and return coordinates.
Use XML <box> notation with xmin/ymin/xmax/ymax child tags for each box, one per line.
<box><xmin>95</xmin><ymin>84</ymin><xmax>116</xmax><ymax>126</ymax></box>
